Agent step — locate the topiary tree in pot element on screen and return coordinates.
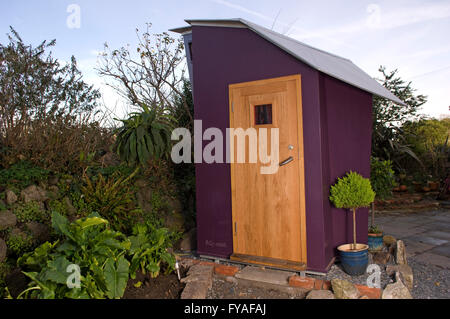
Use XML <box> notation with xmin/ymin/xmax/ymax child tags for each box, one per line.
<box><xmin>330</xmin><ymin>171</ymin><xmax>375</xmax><ymax>275</ymax></box>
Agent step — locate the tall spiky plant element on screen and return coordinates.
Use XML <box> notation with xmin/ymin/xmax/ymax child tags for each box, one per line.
<box><xmin>114</xmin><ymin>103</ymin><xmax>175</xmax><ymax>167</ymax></box>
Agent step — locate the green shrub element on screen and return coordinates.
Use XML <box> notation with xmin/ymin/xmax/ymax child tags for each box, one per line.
<box><xmin>6</xmin><ymin>232</ymin><xmax>34</xmax><ymax>256</ymax></box>
<box><xmin>368</xmin><ymin>225</ymin><xmax>383</xmax><ymax>234</ymax></box>
<box><xmin>0</xmin><ymin>161</ymin><xmax>49</xmax><ymax>189</ymax></box>
<box><xmin>330</xmin><ymin>171</ymin><xmax>375</xmax><ymax>209</ymax></box>
<box><xmin>0</xmin><ymin>262</ymin><xmax>12</xmax><ymax>298</ymax></box>
<box><xmin>403</xmin><ymin>118</ymin><xmax>450</xmax><ymax>179</ymax></box>
<box><xmin>81</xmin><ymin>168</ymin><xmax>141</xmax><ymax>233</ymax></box>
<box><xmin>18</xmin><ymin>211</ymin><xmax>130</xmax><ymax>299</ymax></box>
<box><xmin>14</xmin><ymin>201</ymin><xmax>49</xmax><ymax>223</ymax></box>
<box><xmin>17</xmin><ymin>211</ymin><xmax>176</xmax><ymax>299</ymax></box>
<box><xmin>330</xmin><ymin>171</ymin><xmax>375</xmax><ymax>250</ymax></box>
<box><xmin>114</xmin><ymin>104</ymin><xmax>175</xmax><ymax>166</ymax></box>
<box><xmin>85</xmin><ymin>164</ymin><xmax>135</xmax><ymax>180</ymax></box>
<box><xmin>370</xmin><ymin>157</ymin><xmax>396</xmax><ymax>200</ymax></box>
<box><xmin>128</xmin><ymin>222</ymin><xmax>177</xmax><ymax>279</ymax></box>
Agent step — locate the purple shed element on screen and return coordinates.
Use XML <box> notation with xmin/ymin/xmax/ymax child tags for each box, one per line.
<box><xmin>171</xmin><ymin>19</ymin><xmax>403</xmax><ymax>273</ymax></box>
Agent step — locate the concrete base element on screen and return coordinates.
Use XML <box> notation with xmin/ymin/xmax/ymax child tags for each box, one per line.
<box><xmin>235</xmin><ymin>266</ymin><xmax>295</xmax><ymax>286</ymax></box>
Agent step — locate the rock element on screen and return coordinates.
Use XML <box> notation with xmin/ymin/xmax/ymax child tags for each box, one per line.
<box><xmin>331</xmin><ymin>279</ymin><xmax>360</xmax><ymax>299</ymax></box>
<box><xmin>47</xmin><ymin>185</ymin><xmax>59</xmax><ymax>199</ymax></box>
<box><xmin>5</xmin><ymin>190</ymin><xmax>18</xmax><ymax>205</ymax></box>
<box><xmin>181</xmin><ymin>264</ymin><xmax>214</xmax><ymax>299</ymax></box>
<box><xmin>386</xmin><ymin>264</ymin><xmax>413</xmax><ymax>291</ymax></box>
<box><xmin>179</xmin><ymin>228</ymin><xmax>197</xmax><ymax>251</ymax></box>
<box><xmin>164</xmin><ymin>211</ymin><xmax>185</xmax><ymax>233</ymax></box>
<box><xmin>383</xmin><ymin>235</ymin><xmax>396</xmax><ymax>246</ymax></box>
<box><xmin>21</xmin><ymin>185</ymin><xmax>48</xmax><ymax>203</ymax></box>
<box><xmin>166</xmin><ymin>198</ymin><xmax>183</xmax><ymax>214</ymax></box>
<box><xmin>136</xmin><ymin>186</ymin><xmax>152</xmax><ymax>213</ymax></box>
<box><xmin>306</xmin><ymin>290</ymin><xmax>335</xmax><ymax>299</ymax></box>
<box><xmin>382</xmin><ymin>273</ymin><xmax>413</xmax><ymax>299</ymax></box>
<box><xmin>48</xmin><ymin>175</ymin><xmax>59</xmax><ymax>186</ymax></box>
<box><xmin>99</xmin><ymin>152</ymin><xmax>121</xmax><ymax>166</ymax></box>
<box><xmin>395</xmin><ymin>240</ymin><xmax>408</xmax><ymax>265</ymax></box>
<box><xmin>0</xmin><ymin>210</ymin><xmax>17</xmax><ymax>230</ymax></box>
<box><xmin>10</xmin><ymin>227</ymin><xmax>27</xmax><ymax>239</ymax></box>
<box><xmin>135</xmin><ymin>179</ymin><xmax>148</xmax><ymax>188</ymax></box>
<box><xmin>26</xmin><ymin>222</ymin><xmax>50</xmax><ymax>243</ymax></box>
<box><xmin>63</xmin><ymin>197</ymin><xmax>77</xmax><ymax>216</ymax></box>
<box><xmin>0</xmin><ymin>238</ymin><xmax>6</xmax><ymax>262</ymax></box>
<box><xmin>373</xmin><ymin>251</ymin><xmax>391</xmax><ymax>264</ymax></box>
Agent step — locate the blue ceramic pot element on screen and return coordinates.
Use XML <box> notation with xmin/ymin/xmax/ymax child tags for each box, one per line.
<box><xmin>337</xmin><ymin>244</ymin><xmax>369</xmax><ymax>276</ymax></box>
<box><xmin>368</xmin><ymin>232</ymin><xmax>384</xmax><ymax>251</ymax></box>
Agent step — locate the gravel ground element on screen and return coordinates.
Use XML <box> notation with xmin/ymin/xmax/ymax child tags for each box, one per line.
<box><xmin>195</xmin><ymin>247</ymin><xmax>450</xmax><ymax>299</ymax></box>
<box><xmin>308</xmin><ymin>251</ymin><xmax>395</xmax><ymax>289</ymax></box>
<box><xmin>408</xmin><ymin>257</ymin><xmax>450</xmax><ymax>299</ymax></box>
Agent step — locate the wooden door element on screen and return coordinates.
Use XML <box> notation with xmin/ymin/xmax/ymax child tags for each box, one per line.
<box><xmin>229</xmin><ymin>75</ymin><xmax>307</xmax><ymax>269</ymax></box>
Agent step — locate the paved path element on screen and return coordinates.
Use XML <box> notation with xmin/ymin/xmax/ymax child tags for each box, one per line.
<box><xmin>375</xmin><ymin>209</ymin><xmax>450</xmax><ymax>269</ymax></box>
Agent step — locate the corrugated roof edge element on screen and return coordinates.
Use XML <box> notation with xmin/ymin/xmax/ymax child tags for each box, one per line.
<box><xmin>169</xmin><ymin>18</ymin><xmax>405</xmax><ymax>106</ymax></box>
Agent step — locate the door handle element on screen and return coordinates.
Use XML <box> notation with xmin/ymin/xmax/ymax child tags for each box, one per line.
<box><xmin>279</xmin><ymin>156</ymin><xmax>293</xmax><ymax>167</ymax></box>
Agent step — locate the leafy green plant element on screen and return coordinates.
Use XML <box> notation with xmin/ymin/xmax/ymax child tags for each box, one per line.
<box><xmin>6</xmin><ymin>231</ymin><xmax>34</xmax><ymax>256</ymax></box>
<box><xmin>370</xmin><ymin>157</ymin><xmax>396</xmax><ymax>200</ymax></box>
<box><xmin>18</xmin><ymin>211</ymin><xmax>131</xmax><ymax>299</ymax></box>
<box><xmin>17</xmin><ymin>211</ymin><xmax>177</xmax><ymax>299</ymax></box>
<box><xmin>372</xmin><ymin>66</ymin><xmax>427</xmax><ymax>170</ymax></box>
<box><xmin>128</xmin><ymin>222</ymin><xmax>176</xmax><ymax>279</ymax></box>
<box><xmin>330</xmin><ymin>171</ymin><xmax>375</xmax><ymax>250</ymax></box>
<box><xmin>368</xmin><ymin>225</ymin><xmax>383</xmax><ymax>234</ymax></box>
<box><xmin>0</xmin><ymin>161</ymin><xmax>49</xmax><ymax>189</ymax></box>
<box><xmin>14</xmin><ymin>201</ymin><xmax>49</xmax><ymax>223</ymax></box>
<box><xmin>114</xmin><ymin>104</ymin><xmax>175</xmax><ymax>166</ymax></box>
<box><xmin>403</xmin><ymin>118</ymin><xmax>450</xmax><ymax>180</ymax></box>
<box><xmin>81</xmin><ymin>168</ymin><xmax>140</xmax><ymax>233</ymax></box>
<box><xmin>0</xmin><ymin>262</ymin><xmax>12</xmax><ymax>298</ymax></box>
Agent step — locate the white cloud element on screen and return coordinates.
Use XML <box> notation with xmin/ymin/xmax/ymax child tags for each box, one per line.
<box><xmin>290</xmin><ymin>2</ymin><xmax>450</xmax><ymax>40</ymax></box>
<box><xmin>210</xmin><ymin>0</ymin><xmax>354</xmax><ymax>47</ymax></box>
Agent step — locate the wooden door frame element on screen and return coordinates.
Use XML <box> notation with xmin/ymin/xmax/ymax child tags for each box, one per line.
<box><xmin>228</xmin><ymin>74</ymin><xmax>307</xmax><ymax>267</ymax></box>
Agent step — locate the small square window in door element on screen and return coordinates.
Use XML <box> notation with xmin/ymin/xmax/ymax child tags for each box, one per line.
<box><xmin>254</xmin><ymin>104</ymin><xmax>272</xmax><ymax>125</ymax></box>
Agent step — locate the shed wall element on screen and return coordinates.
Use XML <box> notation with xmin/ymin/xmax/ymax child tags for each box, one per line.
<box><xmin>319</xmin><ymin>73</ymin><xmax>373</xmax><ymax>263</ymax></box>
<box><xmin>192</xmin><ymin>26</ymin><xmax>330</xmax><ymax>271</ymax></box>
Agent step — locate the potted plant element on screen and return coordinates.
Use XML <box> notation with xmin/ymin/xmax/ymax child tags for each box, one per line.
<box><xmin>368</xmin><ymin>158</ymin><xmax>396</xmax><ymax>251</ymax></box>
<box><xmin>330</xmin><ymin>171</ymin><xmax>375</xmax><ymax>276</ymax></box>
<box><xmin>428</xmin><ymin>179</ymin><xmax>439</xmax><ymax>191</ymax></box>
<box><xmin>368</xmin><ymin>224</ymin><xmax>384</xmax><ymax>251</ymax></box>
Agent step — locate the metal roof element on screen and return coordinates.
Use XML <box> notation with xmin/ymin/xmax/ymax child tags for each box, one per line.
<box><xmin>170</xmin><ymin>18</ymin><xmax>405</xmax><ymax>105</ymax></box>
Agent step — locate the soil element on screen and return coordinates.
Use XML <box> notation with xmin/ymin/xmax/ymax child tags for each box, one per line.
<box><xmin>5</xmin><ymin>268</ymin><xmax>29</xmax><ymax>298</ymax></box>
<box><xmin>123</xmin><ymin>267</ymin><xmax>187</xmax><ymax>299</ymax></box>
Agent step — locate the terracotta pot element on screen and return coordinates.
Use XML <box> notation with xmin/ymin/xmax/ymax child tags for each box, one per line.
<box><xmin>412</xmin><ymin>181</ymin><xmax>422</xmax><ymax>193</ymax></box>
<box><xmin>399</xmin><ymin>185</ymin><xmax>408</xmax><ymax>192</ymax></box>
<box><xmin>428</xmin><ymin>181</ymin><xmax>439</xmax><ymax>191</ymax></box>
<box><xmin>422</xmin><ymin>186</ymin><xmax>431</xmax><ymax>192</ymax></box>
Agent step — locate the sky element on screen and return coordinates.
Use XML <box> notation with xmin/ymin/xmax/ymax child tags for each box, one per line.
<box><xmin>1</xmin><ymin>0</ymin><xmax>450</xmax><ymax>119</ymax></box>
